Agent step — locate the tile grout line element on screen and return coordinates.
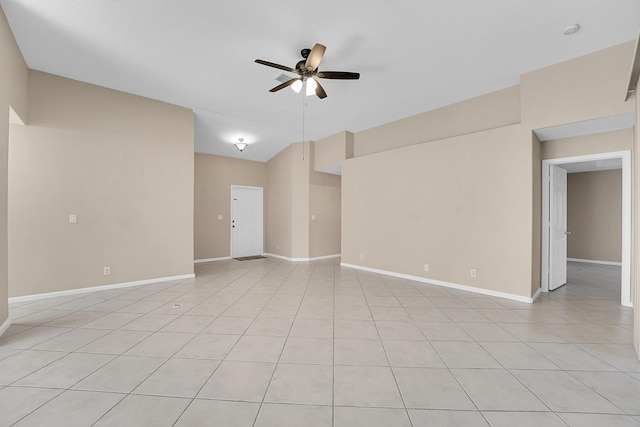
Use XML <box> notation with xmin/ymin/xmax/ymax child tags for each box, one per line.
<box><xmin>359</xmin><ymin>270</ymin><xmax>415</xmax><ymax>426</ymax></box>
<box><xmin>332</xmin><ymin>258</ymin><xmax>337</xmax><ymax>427</ymax></box>
<box><xmin>250</xmin><ymin>259</ymin><xmax>317</xmax><ymax>427</ymax></box>
<box><xmin>90</xmin><ymin>258</ymin><xmax>284</xmax><ymax>426</ymax></box>
<box><xmin>173</xmin><ymin>257</ymin><xmax>289</xmax><ymax>426</ymax></box>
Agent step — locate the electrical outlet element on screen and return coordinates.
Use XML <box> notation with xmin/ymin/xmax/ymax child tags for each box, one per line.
<box><xmin>424</xmin><ymin>264</ymin><xmax>429</xmax><ymax>272</ymax></box>
<box><xmin>360</xmin><ymin>253</ymin><xmax>365</xmax><ymax>260</ymax></box>
<box><xmin>276</xmin><ymin>244</ymin><xmax>279</xmax><ymax>251</ymax></box>
<box><xmin>470</xmin><ymin>269</ymin><xmax>476</xmax><ymax>278</ymax></box>
<box><xmin>103</xmin><ymin>267</ymin><xmax>111</xmax><ymax>276</ymax></box>
<box><xmin>217</xmin><ymin>214</ymin><xmax>223</xmax><ymax>220</ymax></box>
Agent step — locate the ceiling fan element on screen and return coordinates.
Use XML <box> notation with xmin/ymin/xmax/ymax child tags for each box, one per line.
<box><xmin>255</xmin><ymin>43</ymin><xmax>360</xmax><ymax>99</ymax></box>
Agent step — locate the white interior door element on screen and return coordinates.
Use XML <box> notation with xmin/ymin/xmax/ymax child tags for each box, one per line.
<box><xmin>231</xmin><ymin>186</ymin><xmax>263</xmax><ymax>258</ymax></box>
<box><xmin>549</xmin><ymin>165</ymin><xmax>568</xmax><ymax>290</ymax></box>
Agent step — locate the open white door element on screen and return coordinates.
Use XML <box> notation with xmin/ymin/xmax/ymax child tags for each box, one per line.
<box><xmin>231</xmin><ymin>186</ymin><xmax>263</xmax><ymax>258</ymax></box>
<box><xmin>549</xmin><ymin>165</ymin><xmax>568</xmax><ymax>290</ymax></box>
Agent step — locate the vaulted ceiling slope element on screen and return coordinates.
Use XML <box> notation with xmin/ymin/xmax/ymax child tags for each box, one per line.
<box><xmin>1</xmin><ymin>0</ymin><xmax>639</xmax><ymax>161</ymax></box>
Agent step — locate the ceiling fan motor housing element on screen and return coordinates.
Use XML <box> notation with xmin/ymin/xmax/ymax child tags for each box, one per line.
<box><xmin>295</xmin><ymin>60</ymin><xmax>307</xmax><ymax>71</ymax></box>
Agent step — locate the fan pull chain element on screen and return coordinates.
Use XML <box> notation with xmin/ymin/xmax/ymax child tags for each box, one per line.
<box><xmin>301</xmin><ymin>89</ymin><xmax>305</xmax><ymax>161</ymax></box>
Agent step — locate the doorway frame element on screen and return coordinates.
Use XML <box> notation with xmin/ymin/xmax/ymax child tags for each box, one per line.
<box><xmin>541</xmin><ymin>150</ymin><xmax>631</xmax><ymax>307</ymax></box>
<box><xmin>230</xmin><ymin>185</ymin><xmax>264</xmax><ymax>258</ymax></box>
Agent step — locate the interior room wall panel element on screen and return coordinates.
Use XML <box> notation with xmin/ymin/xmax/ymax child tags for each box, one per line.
<box><xmin>194</xmin><ymin>153</ymin><xmax>267</xmax><ymax>260</ymax></box>
<box><xmin>0</xmin><ymin>7</ymin><xmax>28</xmax><ymax>328</ymax></box>
<box><xmin>343</xmin><ymin>124</ymin><xmax>533</xmax><ymax>298</ymax></box>
<box><xmin>8</xmin><ymin>71</ymin><xmax>194</xmax><ymax>297</ymax></box>
<box><xmin>567</xmin><ymin>170</ymin><xmax>622</xmax><ymax>263</ymax></box>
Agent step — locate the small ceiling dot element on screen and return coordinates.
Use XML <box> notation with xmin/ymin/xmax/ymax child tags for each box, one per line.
<box><xmin>563</xmin><ymin>24</ymin><xmax>581</xmax><ymax>35</ymax></box>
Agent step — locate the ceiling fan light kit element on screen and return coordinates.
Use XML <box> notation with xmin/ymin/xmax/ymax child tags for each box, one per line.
<box><xmin>305</xmin><ymin>77</ymin><xmax>318</xmax><ymax>96</ymax></box>
<box><xmin>255</xmin><ymin>43</ymin><xmax>360</xmax><ymax>99</ymax></box>
<box><xmin>291</xmin><ymin>79</ymin><xmax>303</xmax><ymax>93</ymax></box>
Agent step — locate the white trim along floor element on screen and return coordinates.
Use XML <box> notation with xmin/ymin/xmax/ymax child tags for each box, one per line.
<box><xmin>0</xmin><ymin>258</ymin><xmax>638</xmax><ymax>426</ymax></box>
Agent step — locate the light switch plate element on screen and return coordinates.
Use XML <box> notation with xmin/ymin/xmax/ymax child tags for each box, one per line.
<box><xmin>69</xmin><ymin>214</ymin><xmax>77</xmax><ymax>224</ymax></box>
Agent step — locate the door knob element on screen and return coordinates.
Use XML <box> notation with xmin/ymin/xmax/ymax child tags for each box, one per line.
<box><xmin>565</xmin><ymin>231</ymin><xmax>572</xmax><ymax>235</ymax></box>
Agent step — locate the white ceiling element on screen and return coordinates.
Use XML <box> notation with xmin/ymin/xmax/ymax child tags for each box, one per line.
<box><xmin>2</xmin><ymin>0</ymin><xmax>639</xmax><ymax>162</ymax></box>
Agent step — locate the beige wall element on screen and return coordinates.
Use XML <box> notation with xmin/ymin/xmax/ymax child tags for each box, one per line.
<box><xmin>541</xmin><ymin>129</ymin><xmax>634</xmax><ymax>160</ymax></box>
<box><xmin>0</xmin><ymin>7</ymin><xmax>28</xmax><ymax>327</ymax></box>
<box><xmin>1</xmin><ymin>12</ymin><xmax>27</xmax><ymax>122</ymax></box>
<box><xmin>531</xmin><ymin>132</ymin><xmax>542</xmax><ymax>296</ymax></box>
<box><xmin>314</xmin><ymin>131</ymin><xmax>354</xmax><ymax>174</ymax></box>
<box><xmin>354</xmin><ymin>85</ymin><xmax>521</xmax><ymax>157</ymax></box>
<box><xmin>522</xmin><ymin>41</ymin><xmax>635</xmax><ymax>129</ymax></box>
<box><xmin>343</xmin><ymin>124</ymin><xmax>533</xmax><ymax>297</ymax></box>
<box><xmin>309</xmin><ymin>150</ymin><xmax>341</xmax><ymax>258</ymax></box>
<box><xmin>567</xmin><ymin>170</ymin><xmax>622</xmax><ymax>263</ymax></box>
<box><xmin>631</xmin><ymin>89</ymin><xmax>640</xmax><ymax>358</ymax></box>
<box><xmin>291</xmin><ymin>143</ymin><xmax>311</xmax><ymax>258</ymax></box>
<box><xmin>8</xmin><ymin>71</ymin><xmax>194</xmax><ymax>297</ymax></box>
<box><xmin>265</xmin><ymin>143</ymin><xmax>295</xmax><ymax>257</ymax></box>
<box><xmin>264</xmin><ymin>141</ymin><xmax>341</xmax><ymax>259</ymax></box>
<box><xmin>194</xmin><ymin>153</ymin><xmax>266</xmax><ymax>260</ymax></box>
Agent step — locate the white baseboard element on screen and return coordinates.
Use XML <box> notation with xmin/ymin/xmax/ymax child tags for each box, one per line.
<box><xmin>567</xmin><ymin>258</ymin><xmax>622</xmax><ymax>266</ymax></box>
<box><xmin>0</xmin><ymin>317</ymin><xmax>11</xmax><ymax>337</ymax></box>
<box><xmin>8</xmin><ymin>273</ymin><xmax>196</xmax><ymax>304</ymax></box>
<box><xmin>194</xmin><ymin>257</ymin><xmax>232</xmax><ymax>264</ymax></box>
<box><xmin>531</xmin><ymin>287</ymin><xmax>542</xmax><ymax>302</ymax></box>
<box><xmin>340</xmin><ymin>263</ymin><xmax>535</xmax><ymax>304</ymax></box>
<box><xmin>264</xmin><ymin>253</ymin><xmax>341</xmax><ymax>262</ymax></box>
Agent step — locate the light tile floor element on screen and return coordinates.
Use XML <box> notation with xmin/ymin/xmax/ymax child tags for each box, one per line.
<box><xmin>1</xmin><ymin>259</ymin><xmax>639</xmax><ymax>426</ymax></box>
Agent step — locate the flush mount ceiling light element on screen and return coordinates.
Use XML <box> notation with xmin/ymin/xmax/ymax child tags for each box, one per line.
<box><xmin>234</xmin><ymin>138</ymin><xmax>248</xmax><ymax>152</ymax></box>
<box><xmin>563</xmin><ymin>24</ymin><xmax>581</xmax><ymax>35</ymax></box>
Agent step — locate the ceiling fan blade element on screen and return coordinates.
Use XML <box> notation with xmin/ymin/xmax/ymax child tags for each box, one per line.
<box><xmin>305</xmin><ymin>43</ymin><xmax>326</xmax><ymax>71</ymax></box>
<box><xmin>269</xmin><ymin>78</ymin><xmax>300</xmax><ymax>92</ymax></box>
<box><xmin>316</xmin><ymin>71</ymin><xmax>360</xmax><ymax>80</ymax></box>
<box><xmin>315</xmin><ymin>80</ymin><xmax>327</xmax><ymax>99</ymax></box>
<box><xmin>255</xmin><ymin>59</ymin><xmax>298</xmax><ymax>74</ymax></box>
